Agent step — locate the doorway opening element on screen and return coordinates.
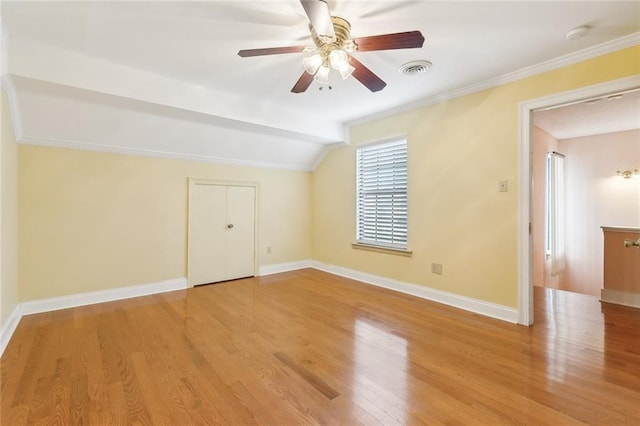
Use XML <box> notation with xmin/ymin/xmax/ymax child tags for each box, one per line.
<box><xmin>531</xmin><ymin>90</ymin><xmax>640</xmax><ymax>299</ymax></box>
<box><xmin>518</xmin><ymin>75</ymin><xmax>640</xmax><ymax>325</ymax></box>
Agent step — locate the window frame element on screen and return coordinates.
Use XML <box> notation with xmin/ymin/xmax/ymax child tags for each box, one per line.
<box><xmin>354</xmin><ymin>138</ymin><xmax>410</xmax><ymax>254</ymax></box>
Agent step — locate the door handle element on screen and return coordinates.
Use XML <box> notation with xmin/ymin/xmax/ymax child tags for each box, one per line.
<box><xmin>227</xmin><ymin>224</ymin><xmax>234</xmax><ymax>229</ymax></box>
<box><xmin>624</xmin><ymin>238</ymin><xmax>640</xmax><ymax>248</ymax></box>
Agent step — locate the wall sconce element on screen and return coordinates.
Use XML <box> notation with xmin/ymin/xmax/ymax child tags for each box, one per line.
<box><xmin>616</xmin><ymin>168</ymin><xmax>640</xmax><ymax>179</ymax></box>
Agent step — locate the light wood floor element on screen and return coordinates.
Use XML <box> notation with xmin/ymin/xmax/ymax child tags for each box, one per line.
<box><xmin>2</xmin><ymin>269</ymin><xmax>639</xmax><ymax>425</ymax></box>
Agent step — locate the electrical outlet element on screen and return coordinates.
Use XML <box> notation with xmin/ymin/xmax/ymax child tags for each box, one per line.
<box><xmin>267</xmin><ymin>246</ymin><xmax>272</xmax><ymax>255</ymax></box>
<box><xmin>499</xmin><ymin>180</ymin><xmax>508</xmax><ymax>192</ymax></box>
<box><xmin>431</xmin><ymin>263</ymin><xmax>443</xmax><ymax>275</ymax></box>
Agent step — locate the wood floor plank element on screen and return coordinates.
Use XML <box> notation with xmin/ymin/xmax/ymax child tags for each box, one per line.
<box><xmin>69</xmin><ymin>374</ymin><xmax>89</xmax><ymax>425</ymax></box>
<box><xmin>1</xmin><ymin>315</ymin><xmax>39</xmax><ymax>414</ymax></box>
<box><xmin>273</xmin><ymin>351</ymin><xmax>340</xmax><ymax>400</ymax></box>
<box><xmin>129</xmin><ymin>351</ymin><xmax>182</xmax><ymax>426</ymax></box>
<box><xmin>2</xmin><ymin>269</ymin><xmax>640</xmax><ymax>424</ymax></box>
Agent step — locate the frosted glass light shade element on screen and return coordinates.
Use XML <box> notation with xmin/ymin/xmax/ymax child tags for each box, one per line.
<box><xmin>314</xmin><ymin>65</ymin><xmax>331</xmax><ymax>84</ymax></box>
<box><xmin>329</xmin><ymin>49</ymin><xmax>348</xmax><ymax>70</ymax></box>
<box><xmin>338</xmin><ymin>63</ymin><xmax>355</xmax><ymax>80</ymax></box>
<box><xmin>303</xmin><ymin>54</ymin><xmax>323</xmax><ymax>75</ymax></box>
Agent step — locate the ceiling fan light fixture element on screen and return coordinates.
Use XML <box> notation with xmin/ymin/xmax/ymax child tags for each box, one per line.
<box><xmin>239</xmin><ymin>1</ymin><xmax>425</xmax><ymax>93</ymax></box>
<box><xmin>314</xmin><ymin>65</ymin><xmax>331</xmax><ymax>84</ymax></box>
<box><xmin>303</xmin><ymin>53</ymin><xmax>323</xmax><ymax>75</ymax></box>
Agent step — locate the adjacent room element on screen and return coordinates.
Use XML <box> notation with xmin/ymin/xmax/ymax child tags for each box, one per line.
<box><xmin>532</xmin><ymin>91</ymin><xmax>640</xmax><ymax>298</ymax></box>
<box><xmin>1</xmin><ymin>1</ymin><xmax>639</xmax><ymax>424</ymax></box>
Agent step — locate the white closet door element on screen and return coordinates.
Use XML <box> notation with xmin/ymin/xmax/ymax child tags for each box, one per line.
<box><xmin>189</xmin><ymin>184</ymin><xmax>227</xmax><ymax>285</ymax></box>
<box><xmin>188</xmin><ymin>181</ymin><xmax>256</xmax><ymax>286</ymax></box>
<box><xmin>226</xmin><ymin>186</ymin><xmax>256</xmax><ymax>280</ymax></box>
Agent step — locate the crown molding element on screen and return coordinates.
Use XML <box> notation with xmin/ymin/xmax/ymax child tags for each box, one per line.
<box><xmin>19</xmin><ymin>134</ymin><xmax>314</xmax><ymax>172</ymax></box>
<box><xmin>1</xmin><ymin>75</ymin><xmax>24</xmax><ymax>140</ymax></box>
<box><xmin>347</xmin><ymin>32</ymin><xmax>640</xmax><ymax>127</ymax></box>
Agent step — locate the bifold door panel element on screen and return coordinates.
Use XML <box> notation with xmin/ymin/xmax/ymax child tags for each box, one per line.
<box><xmin>188</xmin><ymin>183</ymin><xmax>256</xmax><ymax>286</ymax></box>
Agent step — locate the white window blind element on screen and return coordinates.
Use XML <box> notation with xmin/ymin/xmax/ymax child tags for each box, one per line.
<box><xmin>356</xmin><ymin>139</ymin><xmax>407</xmax><ymax>249</ymax></box>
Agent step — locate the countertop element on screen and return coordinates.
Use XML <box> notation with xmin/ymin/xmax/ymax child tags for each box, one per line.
<box><xmin>601</xmin><ymin>226</ymin><xmax>640</xmax><ymax>233</ymax></box>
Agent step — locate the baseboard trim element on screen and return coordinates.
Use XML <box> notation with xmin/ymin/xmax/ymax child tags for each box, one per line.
<box><xmin>601</xmin><ymin>289</ymin><xmax>640</xmax><ymax>309</ymax></box>
<box><xmin>310</xmin><ymin>261</ymin><xmax>519</xmax><ymax>323</ymax></box>
<box><xmin>0</xmin><ymin>305</ymin><xmax>23</xmax><ymax>357</ymax></box>
<box><xmin>19</xmin><ymin>278</ymin><xmax>188</xmax><ymax>316</ymax></box>
<box><xmin>1</xmin><ymin>261</ymin><xmax>520</xmax><ymax>357</ymax></box>
<box><xmin>0</xmin><ymin>277</ymin><xmax>187</xmax><ymax>357</ymax></box>
<box><xmin>259</xmin><ymin>260</ymin><xmax>312</xmax><ymax>276</ymax></box>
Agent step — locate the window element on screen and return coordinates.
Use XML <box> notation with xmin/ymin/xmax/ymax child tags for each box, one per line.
<box><xmin>356</xmin><ymin>139</ymin><xmax>408</xmax><ymax>250</ymax></box>
<box><xmin>545</xmin><ymin>151</ymin><xmax>565</xmax><ymax>276</ymax></box>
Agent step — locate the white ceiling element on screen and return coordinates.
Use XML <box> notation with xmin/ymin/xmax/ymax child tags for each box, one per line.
<box><xmin>2</xmin><ymin>1</ymin><xmax>640</xmax><ymax>169</ymax></box>
<box><xmin>534</xmin><ymin>89</ymin><xmax>640</xmax><ymax>140</ymax></box>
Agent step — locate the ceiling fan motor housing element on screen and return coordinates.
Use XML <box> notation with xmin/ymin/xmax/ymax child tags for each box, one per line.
<box><xmin>312</xmin><ymin>16</ymin><xmax>353</xmax><ymax>48</ymax></box>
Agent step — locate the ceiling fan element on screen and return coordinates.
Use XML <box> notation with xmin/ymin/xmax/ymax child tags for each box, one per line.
<box><xmin>237</xmin><ymin>0</ymin><xmax>425</xmax><ymax>93</ymax></box>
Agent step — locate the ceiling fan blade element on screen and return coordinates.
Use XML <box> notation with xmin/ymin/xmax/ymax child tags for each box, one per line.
<box><xmin>238</xmin><ymin>46</ymin><xmax>307</xmax><ymax>57</ymax></box>
<box><xmin>291</xmin><ymin>72</ymin><xmax>314</xmax><ymax>93</ymax></box>
<box><xmin>353</xmin><ymin>31</ymin><xmax>425</xmax><ymax>52</ymax></box>
<box><xmin>349</xmin><ymin>55</ymin><xmax>386</xmax><ymax>92</ymax></box>
<box><xmin>300</xmin><ymin>0</ymin><xmax>335</xmax><ymax>39</ymax></box>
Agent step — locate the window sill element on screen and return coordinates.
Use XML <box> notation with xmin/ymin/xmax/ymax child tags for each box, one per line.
<box><xmin>351</xmin><ymin>243</ymin><xmax>413</xmax><ymax>257</ymax></box>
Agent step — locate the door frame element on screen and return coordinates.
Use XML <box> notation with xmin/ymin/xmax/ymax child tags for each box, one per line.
<box><xmin>187</xmin><ymin>178</ymin><xmax>259</xmax><ymax>288</ymax></box>
<box><xmin>517</xmin><ymin>75</ymin><xmax>640</xmax><ymax>325</ymax></box>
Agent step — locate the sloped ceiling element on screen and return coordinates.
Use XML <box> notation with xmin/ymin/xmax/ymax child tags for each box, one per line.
<box><xmin>2</xmin><ymin>1</ymin><xmax>640</xmax><ymax>170</ymax></box>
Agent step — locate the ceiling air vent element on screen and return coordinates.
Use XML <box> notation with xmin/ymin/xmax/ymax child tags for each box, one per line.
<box><xmin>399</xmin><ymin>60</ymin><xmax>432</xmax><ymax>76</ymax></box>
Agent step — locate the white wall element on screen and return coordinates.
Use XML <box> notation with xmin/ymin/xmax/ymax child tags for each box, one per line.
<box><xmin>560</xmin><ymin>129</ymin><xmax>640</xmax><ymax>296</ymax></box>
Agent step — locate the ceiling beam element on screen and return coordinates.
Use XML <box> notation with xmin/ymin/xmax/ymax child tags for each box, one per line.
<box><xmin>9</xmin><ymin>39</ymin><xmax>345</xmax><ymax>145</ymax></box>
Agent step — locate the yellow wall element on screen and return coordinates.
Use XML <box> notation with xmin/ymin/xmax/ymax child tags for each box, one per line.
<box><xmin>312</xmin><ymin>46</ymin><xmax>640</xmax><ymax>308</ymax></box>
<box><xmin>1</xmin><ymin>88</ymin><xmax>19</xmax><ymax>327</ymax></box>
<box><xmin>14</xmin><ymin>46</ymin><xmax>640</xmax><ymax>307</ymax></box>
<box><xmin>18</xmin><ymin>145</ymin><xmax>311</xmax><ymax>301</ymax></box>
